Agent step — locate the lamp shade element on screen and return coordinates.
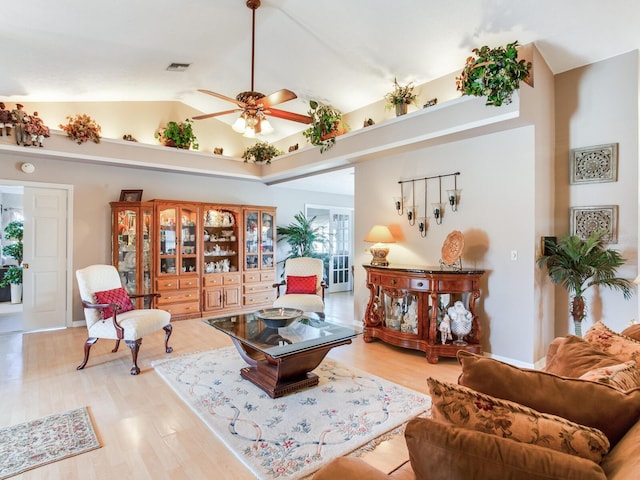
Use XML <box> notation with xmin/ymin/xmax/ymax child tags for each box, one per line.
<box><xmin>364</xmin><ymin>225</ymin><xmax>395</xmax><ymax>243</ymax></box>
<box><xmin>634</xmin><ymin>275</ymin><xmax>640</xmax><ymax>285</ymax></box>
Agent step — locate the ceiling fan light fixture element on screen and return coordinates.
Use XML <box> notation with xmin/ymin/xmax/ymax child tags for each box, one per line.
<box><xmin>260</xmin><ymin>118</ymin><xmax>274</xmax><ymax>135</ymax></box>
<box><xmin>232</xmin><ymin>116</ymin><xmax>247</xmax><ymax>133</ymax></box>
<box><xmin>243</xmin><ymin>126</ymin><xmax>256</xmax><ymax>139</ymax></box>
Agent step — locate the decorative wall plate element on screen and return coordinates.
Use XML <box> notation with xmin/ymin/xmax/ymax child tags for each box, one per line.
<box><xmin>441</xmin><ymin>230</ymin><xmax>464</xmax><ymax>265</ymax></box>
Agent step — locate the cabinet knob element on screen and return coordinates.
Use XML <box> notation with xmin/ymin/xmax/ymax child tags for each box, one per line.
<box><xmin>391</xmin><ymin>279</ymin><xmax>397</xmax><ymax>285</ymax></box>
<box><xmin>417</xmin><ymin>282</ymin><xmax>424</xmax><ymax>287</ymax></box>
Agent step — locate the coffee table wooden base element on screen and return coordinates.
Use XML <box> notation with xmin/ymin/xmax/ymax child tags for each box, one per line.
<box><xmin>232</xmin><ymin>337</ymin><xmax>352</xmax><ymax>398</ymax></box>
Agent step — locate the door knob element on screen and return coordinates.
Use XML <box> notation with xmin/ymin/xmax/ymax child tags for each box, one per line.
<box><xmin>23</xmin><ymin>263</ymin><xmax>29</xmax><ymax>269</ymax></box>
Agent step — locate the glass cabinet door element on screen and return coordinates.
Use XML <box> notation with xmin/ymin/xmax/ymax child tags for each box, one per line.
<box><xmin>180</xmin><ymin>206</ymin><xmax>198</xmax><ymax>274</ymax></box>
<box><xmin>115</xmin><ymin>208</ymin><xmax>138</xmax><ymax>294</ymax></box>
<box><xmin>159</xmin><ymin>206</ymin><xmax>177</xmax><ymax>275</ymax></box>
<box><xmin>380</xmin><ymin>291</ymin><xmax>419</xmax><ymax>335</ymax></box>
<box><xmin>244</xmin><ymin>211</ymin><xmax>259</xmax><ymax>270</ymax></box>
<box><xmin>261</xmin><ymin>211</ymin><xmax>274</xmax><ymax>268</ymax></box>
<box><xmin>141</xmin><ymin>205</ymin><xmax>153</xmax><ymax>305</ymax></box>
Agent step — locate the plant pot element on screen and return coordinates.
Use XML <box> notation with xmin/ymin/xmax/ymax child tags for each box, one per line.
<box><xmin>395</xmin><ymin>103</ymin><xmax>408</xmax><ymax>117</ymax></box>
<box><xmin>10</xmin><ymin>283</ymin><xmax>22</xmax><ymax>304</ymax></box>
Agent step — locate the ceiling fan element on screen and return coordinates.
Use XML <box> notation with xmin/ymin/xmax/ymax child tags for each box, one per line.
<box><xmin>193</xmin><ymin>0</ymin><xmax>312</xmax><ymax>137</ymax></box>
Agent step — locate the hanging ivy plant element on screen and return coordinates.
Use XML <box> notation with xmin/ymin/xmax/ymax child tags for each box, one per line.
<box><xmin>456</xmin><ymin>41</ymin><xmax>532</xmax><ymax>107</ymax></box>
<box><xmin>302</xmin><ymin>100</ymin><xmax>347</xmax><ymax>153</ymax></box>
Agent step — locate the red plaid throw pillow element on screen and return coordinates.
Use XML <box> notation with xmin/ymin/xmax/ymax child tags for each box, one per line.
<box><xmin>286</xmin><ymin>275</ymin><xmax>317</xmax><ymax>294</ymax></box>
<box><xmin>94</xmin><ymin>287</ymin><xmax>134</xmax><ymax>319</ymax></box>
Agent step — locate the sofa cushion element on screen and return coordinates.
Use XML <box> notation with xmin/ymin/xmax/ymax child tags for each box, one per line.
<box><xmin>579</xmin><ymin>361</ymin><xmax>640</xmax><ymax>391</ymax></box>
<box><xmin>544</xmin><ymin>335</ymin><xmax>621</xmax><ymax>377</ymax></box>
<box><xmin>405</xmin><ymin>417</ymin><xmax>607</xmax><ymax>480</ymax></box>
<box><xmin>457</xmin><ymin>351</ymin><xmax>640</xmax><ymax>445</ymax></box>
<box><xmin>428</xmin><ymin>378</ymin><xmax>609</xmax><ymax>463</ymax></box>
<box><xmin>621</xmin><ymin>323</ymin><xmax>640</xmax><ymax>341</ymax></box>
<box><xmin>94</xmin><ymin>286</ymin><xmax>134</xmax><ymax>319</ymax></box>
<box><xmin>584</xmin><ymin>321</ymin><xmax>640</xmax><ymax>366</ymax></box>
<box><xmin>600</xmin><ymin>419</ymin><xmax>640</xmax><ymax>480</ymax></box>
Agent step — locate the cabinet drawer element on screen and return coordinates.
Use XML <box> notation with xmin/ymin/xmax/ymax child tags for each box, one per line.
<box><xmin>179</xmin><ymin>277</ymin><xmax>199</xmax><ymax>289</ymax></box>
<box><xmin>157</xmin><ymin>289</ymin><xmax>199</xmax><ymax>305</ymax></box>
<box><xmin>203</xmin><ymin>274</ymin><xmax>222</xmax><ymax>287</ymax></box>
<box><xmin>379</xmin><ymin>274</ymin><xmax>410</xmax><ymax>289</ymax></box>
<box><xmin>244</xmin><ymin>292</ymin><xmax>275</xmax><ymax>307</ymax></box>
<box><xmin>243</xmin><ymin>282</ymin><xmax>272</xmax><ymax>294</ymax></box>
<box><xmin>223</xmin><ymin>273</ymin><xmax>241</xmax><ymax>285</ymax></box>
<box><xmin>157</xmin><ymin>277</ymin><xmax>179</xmax><ymax>290</ymax></box>
<box><xmin>160</xmin><ymin>302</ymin><xmax>200</xmax><ymax>316</ymax></box>
<box><xmin>410</xmin><ymin>278</ymin><xmax>430</xmax><ymax>291</ymax></box>
<box><xmin>244</xmin><ymin>272</ymin><xmax>261</xmax><ymax>283</ymax></box>
<box><xmin>260</xmin><ymin>271</ymin><xmax>275</xmax><ymax>282</ymax></box>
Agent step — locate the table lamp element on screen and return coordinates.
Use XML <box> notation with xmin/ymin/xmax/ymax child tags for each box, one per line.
<box><xmin>364</xmin><ymin>225</ymin><xmax>395</xmax><ymax>266</ymax></box>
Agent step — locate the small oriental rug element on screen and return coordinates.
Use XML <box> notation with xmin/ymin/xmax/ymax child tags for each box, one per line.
<box><xmin>0</xmin><ymin>407</ymin><xmax>101</xmax><ymax>479</ymax></box>
<box><xmin>152</xmin><ymin>347</ymin><xmax>430</xmax><ymax>479</ymax></box>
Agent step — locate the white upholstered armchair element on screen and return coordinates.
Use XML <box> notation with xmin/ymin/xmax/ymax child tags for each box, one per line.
<box><xmin>272</xmin><ymin>257</ymin><xmax>327</xmax><ymax>317</ymax></box>
<box><xmin>75</xmin><ymin>264</ymin><xmax>173</xmax><ymax>375</ymax></box>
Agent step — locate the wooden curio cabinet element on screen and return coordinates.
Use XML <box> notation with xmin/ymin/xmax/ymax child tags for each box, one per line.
<box><xmin>110</xmin><ymin>202</ymin><xmax>154</xmax><ymax>309</ymax></box>
<box><xmin>153</xmin><ymin>201</ymin><xmax>201</xmax><ymax>319</ymax></box>
<box><xmin>242</xmin><ymin>206</ymin><xmax>276</xmax><ymax>309</ymax></box>
<box><xmin>202</xmin><ymin>205</ymin><xmax>242</xmax><ymax>314</ymax></box>
<box><xmin>363</xmin><ymin>264</ymin><xmax>485</xmax><ymax>363</ymax></box>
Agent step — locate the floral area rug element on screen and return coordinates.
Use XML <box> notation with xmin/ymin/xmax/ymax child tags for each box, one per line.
<box><xmin>0</xmin><ymin>407</ymin><xmax>101</xmax><ymax>479</ymax></box>
<box><xmin>152</xmin><ymin>347</ymin><xmax>430</xmax><ymax>479</ymax></box>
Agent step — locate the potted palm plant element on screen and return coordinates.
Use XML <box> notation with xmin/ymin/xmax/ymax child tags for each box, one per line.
<box><xmin>155</xmin><ymin>119</ymin><xmax>199</xmax><ymax>150</ymax></box>
<box><xmin>302</xmin><ymin>100</ymin><xmax>346</xmax><ymax>153</ymax></box>
<box><xmin>456</xmin><ymin>40</ymin><xmax>532</xmax><ymax>107</ymax></box>
<box><xmin>276</xmin><ymin>211</ymin><xmax>330</xmax><ymax>275</ymax></box>
<box><xmin>0</xmin><ymin>220</ymin><xmax>23</xmax><ymax>303</ymax></box>
<box><xmin>537</xmin><ymin>230</ymin><xmax>633</xmax><ymax>336</ymax></box>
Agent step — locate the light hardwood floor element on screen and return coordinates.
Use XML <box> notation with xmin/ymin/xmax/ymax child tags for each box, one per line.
<box><xmin>0</xmin><ymin>292</ymin><xmax>461</xmax><ymax>479</ymax></box>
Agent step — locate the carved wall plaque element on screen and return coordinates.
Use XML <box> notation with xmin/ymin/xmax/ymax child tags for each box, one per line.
<box><xmin>570</xmin><ymin>143</ymin><xmax>618</xmax><ymax>184</ymax></box>
<box><xmin>570</xmin><ymin>205</ymin><xmax>618</xmax><ymax>244</ymax></box>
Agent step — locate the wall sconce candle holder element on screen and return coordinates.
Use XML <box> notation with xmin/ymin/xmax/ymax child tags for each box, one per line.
<box><xmin>418</xmin><ymin>217</ymin><xmax>429</xmax><ymax>237</ymax></box>
<box><xmin>447</xmin><ymin>189</ymin><xmax>461</xmax><ymax>211</ymax></box>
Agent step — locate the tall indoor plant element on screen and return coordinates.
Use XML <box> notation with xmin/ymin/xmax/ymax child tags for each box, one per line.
<box><xmin>276</xmin><ymin>211</ymin><xmax>330</xmax><ymax>274</ymax></box>
<box><xmin>0</xmin><ymin>220</ymin><xmax>24</xmax><ymax>303</ymax></box>
<box><xmin>537</xmin><ymin>230</ymin><xmax>632</xmax><ymax>336</ymax></box>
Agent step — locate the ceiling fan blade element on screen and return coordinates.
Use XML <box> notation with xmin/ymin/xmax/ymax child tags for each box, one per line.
<box><xmin>197</xmin><ymin>89</ymin><xmax>246</xmax><ymax>107</ymax></box>
<box><xmin>259</xmin><ymin>89</ymin><xmax>297</xmax><ymax>108</ymax></box>
<box><xmin>192</xmin><ymin>109</ymin><xmax>242</xmax><ymax>120</ymax></box>
<box><xmin>267</xmin><ymin>108</ymin><xmax>313</xmax><ymax>124</ymax></box>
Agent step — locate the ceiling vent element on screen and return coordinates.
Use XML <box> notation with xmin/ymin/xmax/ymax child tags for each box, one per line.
<box><xmin>166</xmin><ymin>63</ymin><xmax>191</xmax><ymax>72</ymax></box>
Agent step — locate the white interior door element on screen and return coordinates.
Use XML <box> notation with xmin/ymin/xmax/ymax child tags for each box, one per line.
<box><xmin>22</xmin><ymin>187</ymin><xmax>69</xmax><ymax>331</ymax></box>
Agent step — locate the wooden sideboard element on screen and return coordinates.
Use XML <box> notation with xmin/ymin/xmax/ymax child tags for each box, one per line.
<box><xmin>363</xmin><ymin>264</ymin><xmax>485</xmax><ymax>363</ymax></box>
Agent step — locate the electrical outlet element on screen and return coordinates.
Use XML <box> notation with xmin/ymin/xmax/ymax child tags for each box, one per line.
<box><xmin>510</xmin><ymin>250</ymin><xmax>518</xmax><ymax>261</ymax></box>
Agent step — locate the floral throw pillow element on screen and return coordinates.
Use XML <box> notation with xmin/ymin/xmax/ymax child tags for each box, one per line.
<box><xmin>286</xmin><ymin>275</ymin><xmax>317</xmax><ymax>294</ymax></box>
<box><xmin>579</xmin><ymin>361</ymin><xmax>640</xmax><ymax>391</ymax></box>
<box><xmin>584</xmin><ymin>321</ymin><xmax>640</xmax><ymax>368</ymax></box>
<box><xmin>621</xmin><ymin>324</ymin><xmax>640</xmax><ymax>342</ymax></box>
<box><xmin>94</xmin><ymin>287</ymin><xmax>134</xmax><ymax>319</ymax></box>
<box><xmin>427</xmin><ymin>377</ymin><xmax>610</xmax><ymax>464</ymax></box>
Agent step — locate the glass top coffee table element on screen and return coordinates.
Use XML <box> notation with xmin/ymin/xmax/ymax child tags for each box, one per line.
<box><xmin>204</xmin><ymin>309</ymin><xmax>361</xmax><ymax>398</ymax></box>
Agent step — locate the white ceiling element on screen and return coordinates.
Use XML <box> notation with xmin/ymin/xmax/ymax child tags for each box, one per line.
<box><xmin>3</xmin><ymin>0</ymin><xmax>640</xmax><ymax>196</ymax></box>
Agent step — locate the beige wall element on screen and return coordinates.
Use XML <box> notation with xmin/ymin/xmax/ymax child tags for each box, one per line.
<box><xmin>554</xmin><ymin>51</ymin><xmax>639</xmax><ymax>335</ymax></box>
<box><xmin>0</xmin><ymin>157</ymin><xmax>352</xmax><ymax>322</ymax></box>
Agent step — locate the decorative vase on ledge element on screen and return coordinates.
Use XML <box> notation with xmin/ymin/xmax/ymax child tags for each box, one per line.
<box><xmin>395</xmin><ymin>103</ymin><xmax>409</xmax><ymax>117</ymax></box>
<box><xmin>10</xmin><ymin>283</ymin><xmax>22</xmax><ymax>304</ymax></box>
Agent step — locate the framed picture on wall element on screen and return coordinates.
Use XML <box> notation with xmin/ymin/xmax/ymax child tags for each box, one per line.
<box><xmin>569</xmin><ymin>205</ymin><xmax>618</xmax><ymax>244</ymax></box>
<box><xmin>119</xmin><ymin>189</ymin><xmax>143</xmax><ymax>202</ymax></box>
<box><xmin>569</xmin><ymin>143</ymin><xmax>618</xmax><ymax>184</ymax></box>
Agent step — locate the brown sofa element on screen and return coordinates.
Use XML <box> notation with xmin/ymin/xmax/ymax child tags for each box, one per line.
<box><xmin>313</xmin><ymin>323</ymin><xmax>640</xmax><ymax>480</ymax></box>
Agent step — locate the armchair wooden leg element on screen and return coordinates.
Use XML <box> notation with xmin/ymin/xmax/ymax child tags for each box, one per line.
<box><xmin>77</xmin><ymin>337</ymin><xmax>98</xmax><ymax>370</ymax></box>
<box><xmin>112</xmin><ymin>339</ymin><xmax>120</xmax><ymax>353</ymax></box>
<box><xmin>125</xmin><ymin>339</ymin><xmax>142</xmax><ymax>375</ymax></box>
<box><xmin>163</xmin><ymin>324</ymin><xmax>173</xmax><ymax>353</ymax></box>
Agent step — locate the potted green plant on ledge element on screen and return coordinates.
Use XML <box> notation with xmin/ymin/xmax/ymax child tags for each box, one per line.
<box><xmin>302</xmin><ymin>100</ymin><xmax>346</xmax><ymax>153</ymax></box>
<box><xmin>0</xmin><ymin>220</ymin><xmax>23</xmax><ymax>304</ymax></box>
<box><xmin>537</xmin><ymin>230</ymin><xmax>632</xmax><ymax>337</ymax></box>
<box><xmin>385</xmin><ymin>78</ymin><xmax>418</xmax><ymax>116</ymax></box>
<box><xmin>242</xmin><ymin>141</ymin><xmax>283</xmax><ymax>164</ymax></box>
<box><xmin>456</xmin><ymin>40</ymin><xmax>532</xmax><ymax>106</ymax></box>
<box><xmin>155</xmin><ymin>119</ymin><xmax>199</xmax><ymax>150</ymax></box>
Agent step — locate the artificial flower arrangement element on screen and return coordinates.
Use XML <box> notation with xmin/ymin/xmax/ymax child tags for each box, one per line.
<box><xmin>241</xmin><ymin>141</ymin><xmax>283</xmax><ymax>164</ymax></box>
<box><xmin>384</xmin><ymin>78</ymin><xmax>418</xmax><ymax>107</ymax></box>
<box><xmin>456</xmin><ymin>41</ymin><xmax>532</xmax><ymax>107</ymax></box>
<box><xmin>59</xmin><ymin>114</ymin><xmax>102</xmax><ymax>144</ymax></box>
